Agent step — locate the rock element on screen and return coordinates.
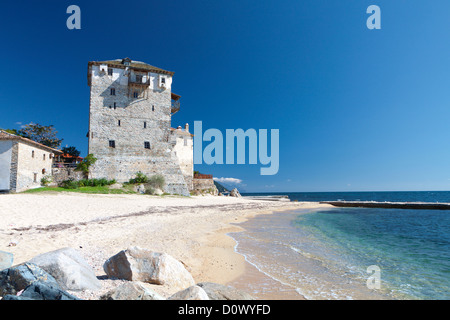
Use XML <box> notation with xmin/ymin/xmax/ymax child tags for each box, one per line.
<box><xmin>2</xmin><ymin>295</ymin><xmax>34</xmax><ymax>300</ymax></box>
<box><xmin>168</xmin><ymin>285</ymin><xmax>210</xmax><ymax>300</ymax></box>
<box><xmin>0</xmin><ymin>263</ymin><xmax>60</xmax><ymax>296</ymax></box>
<box><xmin>28</xmin><ymin>247</ymin><xmax>101</xmax><ymax>291</ymax></box>
<box><xmin>230</xmin><ymin>188</ymin><xmax>241</xmax><ymax>197</ymax></box>
<box><xmin>2</xmin><ymin>281</ymin><xmax>80</xmax><ymax>300</ymax></box>
<box><xmin>103</xmin><ymin>247</ymin><xmax>195</xmax><ymax>291</ymax></box>
<box><xmin>153</xmin><ymin>188</ymin><xmax>164</xmax><ymax>196</ymax></box>
<box><xmin>197</xmin><ymin>282</ymin><xmax>255</xmax><ymax>300</ymax></box>
<box><xmin>133</xmin><ymin>184</ymin><xmax>146</xmax><ymax>194</ymax></box>
<box><xmin>0</xmin><ymin>251</ymin><xmax>13</xmax><ymax>271</ymax></box>
<box><xmin>109</xmin><ymin>183</ymin><xmax>123</xmax><ymax>190</ymax></box>
<box><xmin>100</xmin><ymin>281</ymin><xmax>165</xmax><ymax>300</ymax></box>
<box><xmin>7</xmin><ymin>239</ymin><xmax>19</xmax><ymax>247</ymax></box>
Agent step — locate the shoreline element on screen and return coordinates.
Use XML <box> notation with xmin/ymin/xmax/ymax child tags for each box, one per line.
<box><xmin>223</xmin><ymin>205</ymin><xmax>332</xmax><ymax>300</ymax></box>
<box><xmin>0</xmin><ymin>192</ymin><xmax>331</xmax><ymax>299</ymax></box>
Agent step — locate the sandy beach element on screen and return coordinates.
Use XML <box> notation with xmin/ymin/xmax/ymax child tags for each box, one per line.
<box><xmin>0</xmin><ymin>192</ymin><xmax>331</xmax><ymax>299</ymax></box>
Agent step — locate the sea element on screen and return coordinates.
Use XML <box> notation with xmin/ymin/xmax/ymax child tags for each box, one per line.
<box><xmin>230</xmin><ymin>191</ymin><xmax>450</xmax><ymax>300</ymax></box>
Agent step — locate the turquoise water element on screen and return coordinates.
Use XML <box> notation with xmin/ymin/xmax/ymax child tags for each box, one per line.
<box><xmin>293</xmin><ymin>207</ymin><xmax>450</xmax><ymax>299</ymax></box>
<box><xmin>231</xmin><ymin>191</ymin><xmax>450</xmax><ymax>300</ymax></box>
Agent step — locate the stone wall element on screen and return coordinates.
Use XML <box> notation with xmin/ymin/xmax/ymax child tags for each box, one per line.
<box><xmin>192</xmin><ymin>178</ymin><xmax>218</xmax><ymax>196</ymax></box>
<box><xmin>87</xmin><ymin>62</ymin><xmax>190</xmax><ymax>196</ymax></box>
<box><xmin>51</xmin><ymin>167</ymin><xmax>85</xmax><ymax>185</ymax></box>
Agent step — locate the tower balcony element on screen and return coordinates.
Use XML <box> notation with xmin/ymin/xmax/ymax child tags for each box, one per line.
<box><xmin>171</xmin><ymin>92</ymin><xmax>181</xmax><ymax>114</ymax></box>
<box><xmin>128</xmin><ymin>77</ymin><xmax>150</xmax><ymax>86</ymax></box>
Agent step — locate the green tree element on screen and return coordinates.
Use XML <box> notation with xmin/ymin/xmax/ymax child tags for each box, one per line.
<box><xmin>75</xmin><ymin>154</ymin><xmax>97</xmax><ymax>178</ymax></box>
<box><xmin>18</xmin><ymin>123</ymin><xmax>63</xmax><ymax>148</ymax></box>
<box><xmin>62</xmin><ymin>146</ymin><xmax>81</xmax><ymax>157</ymax></box>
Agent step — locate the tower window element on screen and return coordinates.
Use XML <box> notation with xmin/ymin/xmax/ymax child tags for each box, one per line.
<box><xmin>109</xmin><ymin>140</ymin><xmax>116</xmax><ymax>148</ymax></box>
<box><xmin>110</xmin><ymin>88</ymin><xmax>116</xmax><ymax>95</ymax></box>
<box><xmin>144</xmin><ymin>121</ymin><xmax>147</xmax><ymax>129</ymax></box>
<box><xmin>32</xmin><ymin>150</ymin><xmax>35</xmax><ymax>158</ymax></box>
<box><xmin>43</xmin><ymin>154</ymin><xmax>46</xmax><ymax>160</ymax></box>
<box><xmin>118</xmin><ymin>120</ymin><xmax>121</xmax><ymax>126</ymax></box>
<box><xmin>144</xmin><ymin>141</ymin><xmax>151</xmax><ymax>149</ymax></box>
<box><xmin>108</xmin><ymin>68</ymin><xmax>113</xmax><ymax>76</ymax></box>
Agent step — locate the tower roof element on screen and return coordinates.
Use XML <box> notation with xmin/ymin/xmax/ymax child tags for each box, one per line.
<box><xmin>88</xmin><ymin>58</ymin><xmax>174</xmax><ymax>76</ymax></box>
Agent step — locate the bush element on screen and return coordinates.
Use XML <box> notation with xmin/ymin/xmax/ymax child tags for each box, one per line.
<box><xmin>142</xmin><ymin>175</ymin><xmax>166</xmax><ymax>195</ymax></box>
<box><xmin>128</xmin><ymin>172</ymin><xmax>149</xmax><ymax>184</ymax></box>
<box><xmin>144</xmin><ymin>186</ymin><xmax>155</xmax><ymax>195</ymax></box>
<box><xmin>40</xmin><ymin>175</ymin><xmax>53</xmax><ymax>186</ymax></box>
<box><xmin>75</xmin><ymin>154</ymin><xmax>97</xmax><ymax>177</ymax></box>
<box><xmin>147</xmin><ymin>174</ymin><xmax>165</xmax><ymax>190</ymax></box>
<box><xmin>60</xmin><ymin>179</ymin><xmax>79</xmax><ymax>189</ymax></box>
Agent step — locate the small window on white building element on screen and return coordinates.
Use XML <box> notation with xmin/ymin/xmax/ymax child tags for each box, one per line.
<box><xmin>110</xmin><ymin>88</ymin><xmax>116</xmax><ymax>95</ymax></box>
<box><xmin>133</xmin><ymin>91</ymin><xmax>139</xmax><ymax>98</ymax></box>
<box><xmin>184</xmin><ymin>137</ymin><xmax>188</xmax><ymax>146</ymax></box>
<box><xmin>43</xmin><ymin>154</ymin><xmax>46</xmax><ymax>161</ymax></box>
<box><xmin>109</xmin><ymin>140</ymin><xmax>116</xmax><ymax>148</ymax></box>
<box><xmin>144</xmin><ymin>141</ymin><xmax>151</xmax><ymax>149</ymax></box>
<box><xmin>33</xmin><ymin>173</ymin><xmax>37</xmax><ymax>183</ymax></box>
<box><xmin>32</xmin><ymin>150</ymin><xmax>35</xmax><ymax>158</ymax></box>
<box><xmin>108</xmin><ymin>68</ymin><xmax>113</xmax><ymax>76</ymax></box>
<box><xmin>118</xmin><ymin>120</ymin><xmax>121</xmax><ymax>127</ymax></box>
<box><xmin>144</xmin><ymin>121</ymin><xmax>147</xmax><ymax>129</ymax></box>
<box><xmin>159</xmin><ymin>75</ymin><xmax>166</xmax><ymax>88</ymax></box>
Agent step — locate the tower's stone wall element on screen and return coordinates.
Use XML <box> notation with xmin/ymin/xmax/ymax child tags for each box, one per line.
<box><xmin>87</xmin><ymin>61</ymin><xmax>190</xmax><ymax>196</ymax></box>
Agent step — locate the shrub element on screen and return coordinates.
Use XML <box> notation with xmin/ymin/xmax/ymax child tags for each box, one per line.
<box><xmin>129</xmin><ymin>171</ymin><xmax>149</xmax><ymax>184</ymax></box>
<box><xmin>144</xmin><ymin>186</ymin><xmax>155</xmax><ymax>195</ymax></box>
<box><xmin>75</xmin><ymin>154</ymin><xmax>97</xmax><ymax>177</ymax></box>
<box><xmin>147</xmin><ymin>174</ymin><xmax>165</xmax><ymax>190</ymax></box>
<box><xmin>40</xmin><ymin>175</ymin><xmax>53</xmax><ymax>186</ymax></box>
<box><xmin>60</xmin><ymin>179</ymin><xmax>79</xmax><ymax>189</ymax></box>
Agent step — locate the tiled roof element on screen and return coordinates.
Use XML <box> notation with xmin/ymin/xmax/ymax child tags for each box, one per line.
<box><xmin>89</xmin><ymin>58</ymin><xmax>174</xmax><ymax>75</ymax></box>
<box><xmin>170</xmin><ymin>127</ymin><xmax>194</xmax><ymax>137</ymax></box>
<box><xmin>0</xmin><ymin>130</ymin><xmax>63</xmax><ymax>154</ymax></box>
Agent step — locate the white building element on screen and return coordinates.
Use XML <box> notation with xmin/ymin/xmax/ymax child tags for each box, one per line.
<box><xmin>0</xmin><ymin>130</ymin><xmax>62</xmax><ymax>192</ymax></box>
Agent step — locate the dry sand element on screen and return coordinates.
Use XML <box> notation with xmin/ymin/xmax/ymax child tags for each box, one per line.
<box><xmin>0</xmin><ymin>192</ymin><xmax>331</xmax><ymax>299</ymax></box>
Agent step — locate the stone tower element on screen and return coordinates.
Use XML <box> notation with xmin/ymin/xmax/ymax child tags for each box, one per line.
<box><xmin>87</xmin><ymin>58</ymin><xmax>190</xmax><ymax>196</ymax></box>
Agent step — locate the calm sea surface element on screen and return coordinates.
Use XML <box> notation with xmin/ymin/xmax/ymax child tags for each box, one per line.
<box><xmin>231</xmin><ymin>191</ymin><xmax>450</xmax><ymax>299</ymax></box>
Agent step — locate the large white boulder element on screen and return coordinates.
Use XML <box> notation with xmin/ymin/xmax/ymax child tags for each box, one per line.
<box><xmin>168</xmin><ymin>285</ymin><xmax>210</xmax><ymax>300</ymax></box>
<box><xmin>28</xmin><ymin>247</ymin><xmax>101</xmax><ymax>291</ymax></box>
<box><xmin>103</xmin><ymin>247</ymin><xmax>195</xmax><ymax>291</ymax></box>
<box><xmin>100</xmin><ymin>281</ymin><xmax>165</xmax><ymax>300</ymax></box>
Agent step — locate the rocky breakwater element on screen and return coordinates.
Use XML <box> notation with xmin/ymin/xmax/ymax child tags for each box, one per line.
<box><xmin>0</xmin><ymin>246</ymin><xmax>254</xmax><ymax>300</ymax></box>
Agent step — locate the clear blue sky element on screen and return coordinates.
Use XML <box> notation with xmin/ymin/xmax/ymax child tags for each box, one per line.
<box><xmin>1</xmin><ymin>1</ymin><xmax>449</xmax><ymax>192</ymax></box>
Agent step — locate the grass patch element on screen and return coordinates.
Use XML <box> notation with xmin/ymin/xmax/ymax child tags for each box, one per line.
<box><xmin>23</xmin><ymin>186</ymin><xmax>135</xmax><ymax>195</ymax></box>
